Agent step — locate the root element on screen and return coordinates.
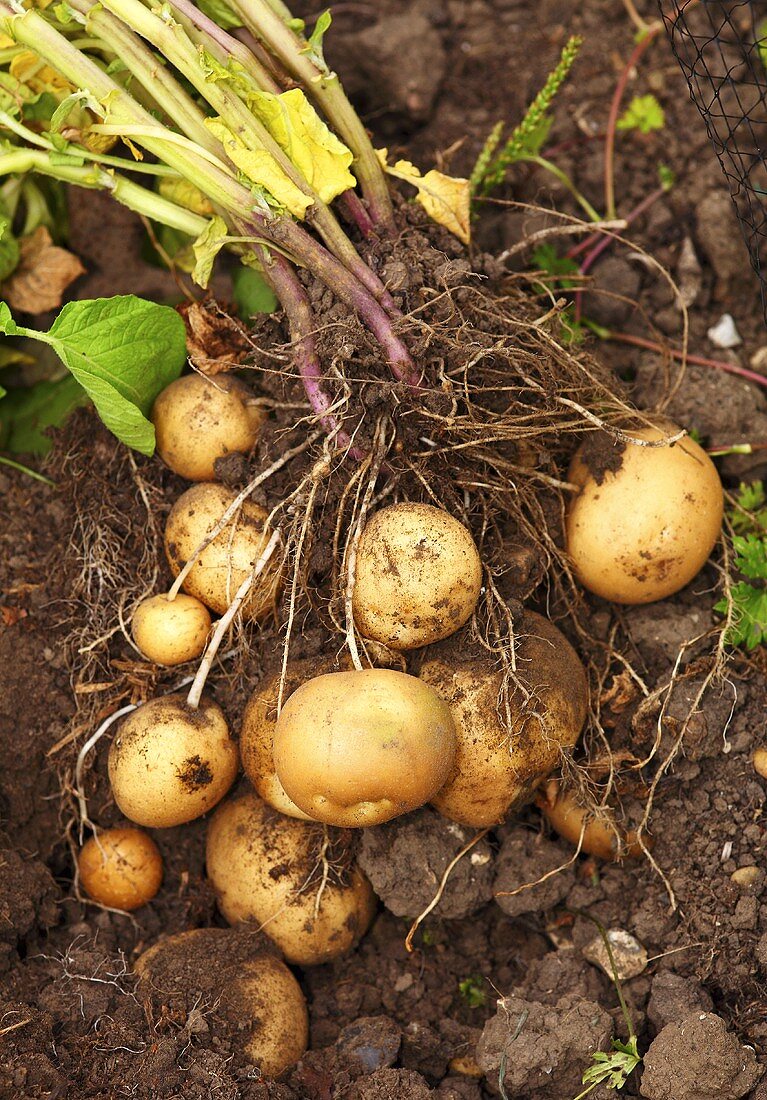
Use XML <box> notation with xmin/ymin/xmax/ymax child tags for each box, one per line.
<box><xmin>405</xmin><ymin>828</ymin><xmax>489</xmax><ymax>952</ymax></box>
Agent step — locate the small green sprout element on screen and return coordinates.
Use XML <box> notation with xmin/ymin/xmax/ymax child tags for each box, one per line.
<box><xmin>458</xmin><ymin>976</ymin><xmax>487</xmax><ymax>1009</ymax></box>
<box><xmin>616</xmin><ymin>93</ymin><xmax>665</xmax><ymax>134</ymax></box>
<box><xmin>715</xmin><ymin>482</ymin><xmax>767</xmax><ymax>649</ymax></box>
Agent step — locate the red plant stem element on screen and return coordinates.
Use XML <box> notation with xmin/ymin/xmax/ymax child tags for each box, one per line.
<box><xmin>338</xmin><ymin>189</ymin><xmax>377</xmax><ymax>239</ymax></box>
<box><xmin>606</xmin><ymin>330</ymin><xmax>767</xmax><ymax>390</ymax></box>
<box><xmin>261</xmin><ymin>249</ymin><xmax>362</xmax><ymax>455</ymax></box>
<box><xmin>603</xmin><ymin>24</ymin><xmax>661</xmax><ymax>219</ymax></box>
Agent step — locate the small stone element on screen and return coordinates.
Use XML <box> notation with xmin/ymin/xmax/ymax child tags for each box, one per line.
<box><xmin>583</xmin><ymin>929</ymin><xmax>648</xmax><ymax>980</ymax></box>
<box><xmin>707</xmin><ymin>313</ymin><xmax>742</xmax><ymax>349</ymax></box>
<box><xmin>753</xmin><ymin>748</ymin><xmax>767</xmax><ymax>779</ymax></box>
<box><xmin>730</xmin><ymin>866</ymin><xmax>763</xmax><ymax>892</ymax></box>
<box><xmin>750</xmin><ymin>347</ymin><xmax>767</xmax><ymax>373</ymax></box>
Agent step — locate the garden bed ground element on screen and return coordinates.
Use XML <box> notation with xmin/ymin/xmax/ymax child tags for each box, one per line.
<box><xmin>4</xmin><ymin>1</ymin><xmax>767</xmax><ymax>1098</ymax></box>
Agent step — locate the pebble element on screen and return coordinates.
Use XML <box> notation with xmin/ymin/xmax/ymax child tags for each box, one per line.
<box><xmin>707</xmin><ymin>313</ymin><xmax>742</xmax><ymax>348</ymax></box>
<box><xmin>582</xmin><ymin>928</ymin><xmax>648</xmax><ymax>980</ymax></box>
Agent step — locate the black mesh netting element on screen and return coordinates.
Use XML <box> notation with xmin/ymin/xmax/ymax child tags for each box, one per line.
<box><xmin>663</xmin><ymin>1</ymin><xmax>767</xmax><ymax>317</ymax></box>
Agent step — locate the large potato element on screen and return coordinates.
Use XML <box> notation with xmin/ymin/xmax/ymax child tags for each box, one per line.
<box><xmin>108</xmin><ymin>693</ymin><xmax>238</xmax><ymax>827</ymax></box>
<box><xmin>206</xmin><ymin>792</ymin><xmax>376</xmax><ymax>965</ymax></box>
<box><xmin>421</xmin><ymin>612</ymin><xmax>588</xmax><ymax>827</ymax></box>
<box><xmin>352</xmin><ymin>502</ymin><xmax>483</xmax><ymax>650</ymax></box>
<box><xmin>135</xmin><ymin>928</ymin><xmax>308</xmax><ymax>1074</ymax></box>
<box><xmin>565</xmin><ymin>425</ymin><xmax>723</xmax><ymax>604</ymax></box>
<box><xmin>165</xmin><ymin>483</ymin><xmax>282</xmax><ymax>619</ymax></box>
<box><xmin>273</xmin><ymin>668</ymin><xmax>457</xmax><ymax>827</ymax></box>
<box><xmin>152</xmin><ymin>373</ymin><xmax>265</xmax><ymax>482</ymax></box>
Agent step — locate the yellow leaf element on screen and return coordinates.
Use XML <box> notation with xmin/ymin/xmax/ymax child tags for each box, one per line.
<box><xmin>0</xmin><ymin>33</ymin><xmax>15</xmax><ymax>47</ymax></box>
<box><xmin>10</xmin><ymin>49</ymin><xmax>72</xmax><ymax>95</ymax></box>
<box><xmin>205</xmin><ymin>115</ymin><xmax>311</xmax><ymax>218</ymax></box>
<box><xmin>250</xmin><ymin>88</ymin><xmax>356</xmax><ymax>206</ymax></box>
<box><xmin>158</xmin><ymin>176</ymin><xmax>215</xmax><ymax>216</ymax></box>
<box><xmin>376</xmin><ymin>149</ymin><xmax>471</xmax><ymax>245</ymax></box>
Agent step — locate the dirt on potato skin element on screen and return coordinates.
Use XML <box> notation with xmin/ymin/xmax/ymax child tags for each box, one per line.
<box><xmin>4</xmin><ymin>0</ymin><xmax>767</xmax><ymax>1097</ymax></box>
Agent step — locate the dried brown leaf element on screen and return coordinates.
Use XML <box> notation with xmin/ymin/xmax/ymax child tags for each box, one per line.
<box><xmin>4</xmin><ymin>227</ymin><xmax>85</xmax><ymax>314</ymax></box>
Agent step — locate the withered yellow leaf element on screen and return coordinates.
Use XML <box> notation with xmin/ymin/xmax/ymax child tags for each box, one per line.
<box><xmin>205</xmin><ymin>115</ymin><xmax>311</xmax><ymax>218</ymax></box>
<box><xmin>376</xmin><ymin>149</ymin><xmax>471</xmax><ymax>245</ymax></box>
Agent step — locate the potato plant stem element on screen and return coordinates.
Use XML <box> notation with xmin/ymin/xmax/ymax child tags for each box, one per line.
<box><xmin>186</xmin><ymin>528</ymin><xmax>282</xmax><ymax>709</ymax></box>
<box><xmin>603</xmin><ymin>330</ymin><xmax>767</xmax><ymax>390</ymax></box>
<box><xmin>228</xmin><ymin>0</ymin><xmax>394</xmax><ymax>228</ymax></box>
<box><xmin>167</xmin><ymin>0</ymin><xmax>280</xmax><ymax>91</ymax></box>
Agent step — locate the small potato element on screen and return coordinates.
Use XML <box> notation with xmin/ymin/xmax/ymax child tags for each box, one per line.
<box><xmin>132</xmin><ymin>592</ymin><xmax>211</xmax><ymax>666</ymax></box>
<box><xmin>135</xmin><ymin>928</ymin><xmax>308</xmax><ymax>1075</ymax></box>
<box><xmin>273</xmin><ymin>669</ymin><xmax>457</xmax><ymax>827</ymax></box>
<box><xmin>78</xmin><ymin>827</ymin><xmax>162</xmax><ymax>910</ymax></box>
<box><xmin>240</xmin><ymin>658</ymin><xmax>340</xmax><ymax>821</ymax></box>
<box><xmin>165</xmin><ymin>483</ymin><xmax>282</xmax><ymax>619</ymax></box>
<box><xmin>536</xmin><ymin>780</ymin><xmax>644</xmax><ymax>861</ymax></box>
<box><xmin>152</xmin><ymin>373</ymin><xmax>265</xmax><ymax>482</ymax></box>
<box><xmin>566</xmin><ymin>425</ymin><xmax>723</xmax><ymax>604</ymax></box>
<box><xmin>421</xmin><ymin>612</ymin><xmax>588</xmax><ymax>827</ymax></box>
<box><xmin>206</xmin><ymin>793</ymin><xmax>376</xmax><ymax>965</ymax></box>
<box><xmin>353</xmin><ymin>502</ymin><xmax>482</xmax><ymax>650</ymax></box>
<box><xmin>108</xmin><ymin>693</ymin><xmax>238</xmax><ymax>827</ymax></box>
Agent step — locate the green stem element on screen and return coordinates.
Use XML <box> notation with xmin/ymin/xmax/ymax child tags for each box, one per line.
<box><xmin>526</xmin><ymin>155</ymin><xmax>602</xmax><ymax>222</ymax></box>
<box><xmin>0</xmin><ymin>455</ymin><xmax>56</xmax><ymax>487</ymax></box>
<box><xmin>228</xmin><ymin>0</ymin><xmax>394</xmax><ymax>228</ymax></box>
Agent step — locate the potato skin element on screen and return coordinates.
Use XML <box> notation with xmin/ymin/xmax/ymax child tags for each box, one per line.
<box><xmin>164</xmin><ymin>483</ymin><xmax>282</xmax><ymax>619</ymax></box>
<box><xmin>206</xmin><ymin>793</ymin><xmax>376</xmax><ymax>965</ymax></box>
<box><xmin>353</xmin><ymin>502</ymin><xmax>483</xmax><ymax>650</ymax></box>
<box><xmin>79</xmin><ymin>827</ymin><xmax>162</xmax><ymax>910</ymax></box>
<box><xmin>537</xmin><ymin>780</ymin><xmax>644</xmax><ymax>861</ymax></box>
<box><xmin>273</xmin><ymin>669</ymin><xmax>457</xmax><ymax>827</ymax></box>
<box><xmin>152</xmin><ymin>373</ymin><xmax>265</xmax><ymax>482</ymax></box>
<box><xmin>132</xmin><ymin>593</ymin><xmax>211</xmax><ymax>666</ymax></box>
<box><xmin>108</xmin><ymin>693</ymin><xmax>238</xmax><ymax>827</ymax></box>
<box><xmin>135</xmin><ymin>928</ymin><xmax>308</xmax><ymax>1075</ymax></box>
<box><xmin>421</xmin><ymin>613</ymin><xmax>588</xmax><ymax>827</ymax></box>
<box><xmin>566</xmin><ymin>426</ymin><xmax>723</xmax><ymax>604</ymax></box>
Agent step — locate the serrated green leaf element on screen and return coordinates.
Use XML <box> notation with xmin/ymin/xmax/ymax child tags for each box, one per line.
<box><xmin>0</xmin><ymin>300</ymin><xmax>20</xmax><ymax>334</ymax></box>
<box><xmin>0</xmin><ymin>374</ymin><xmax>86</xmax><ymax>453</ymax></box>
<box><xmin>191</xmin><ymin>214</ymin><xmax>229</xmax><ymax>288</ymax></box>
<box><xmin>233</xmin><ymin>264</ymin><xmax>278</xmax><ymax>317</ymax></box>
<box><xmin>732</xmin><ymin>534</ymin><xmax>767</xmax><ymax>580</ymax></box>
<box><xmin>617</xmin><ymin>94</ymin><xmax>665</xmax><ymax>134</ymax></box>
<box><xmin>531</xmin><ymin>243</ymin><xmax>580</xmax><ymax>285</ymax></box>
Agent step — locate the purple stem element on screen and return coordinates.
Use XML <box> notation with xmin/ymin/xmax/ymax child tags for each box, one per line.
<box><xmin>338</xmin><ymin>189</ymin><xmax>376</xmax><ymax>239</ymax></box>
<box><xmin>169</xmin><ymin>0</ymin><xmax>265</xmax><ymax>77</ymax></box>
<box><xmin>260</xmin><ymin>249</ymin><xmax>363</xmax><ymax>457</ymax></box>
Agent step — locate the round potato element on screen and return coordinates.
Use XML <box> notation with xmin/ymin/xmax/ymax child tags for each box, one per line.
<box><xmin>132</xmin><ymin>592</ymin><xmax>211</xmax><ymax>666</ymax></box>
<box><xmin>165</xmin><ymin>483</ymin><xmax>282</xmax><ymax>619</ymax></box>
<box><xmin>352</xmin><ymin>502</ymin><xmax>483</xmax><ymax>650</ymax></box>
<box><xmin>78</xmin><ymin>827</ymin><xmax>162</xmax><ymax>910</ymax></box>
<box><xmin>273</xmin><ymin>668</ymin><xmax>457</xmax><ymax>827</ymax></box>
<box><xmin>108</xmin><ymin>693</ymin><xmax>238</xmax><ymax>827</ymax></box>
<box><xmin>135</xmin><ymin>928</ymin><xmax>308</xmax><ymax>1074</ymax></box>
<box><xmin>206</xmin><ymin>792</ymin><xmax>376</xmax><ymax>965</ymax></box>
<box><xmin>152</xmin><ymin>373</ymin><xmax>265</xmax><ymax>482</ymax></box>
<box><xmin>565</xmin><ymin>425</ymin><xmax>723</xmax><ymax>604</ymax></box>
<box><xmin>537</xmin><ymin>780</ymin><xmax>644</xmax><ymax>861</ymax></box>
<box><xmin>421</xmin><ymin>612</ymin><xmax>588</xmax><ymax>827</ymax></box>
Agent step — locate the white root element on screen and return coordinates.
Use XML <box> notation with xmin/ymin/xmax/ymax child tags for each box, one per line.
<box><xmin>74</xmin><ymin>704</ymin><xmax>136</xmax><ymax>843</ymax></box>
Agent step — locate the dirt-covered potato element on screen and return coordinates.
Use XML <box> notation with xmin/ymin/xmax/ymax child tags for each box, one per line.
<box><xmin>273</xmin><ymin>668</ymin><xmax>457</xmax><ymax>827</ymax></box>
<box><xmin>352</xmin><ymin>502</ymin><xmax>483</xmax><ymax>650</ymax></box>
<box><xmin>420</xmin><ymin>612</ymin><xmax>588</xmax><ymax>827</ymax></box>
<box><xmin>78</xmin><ymin>827</ymin><xmax>162</xmax><ymax>910</ymax></box>
<box><xmin>132</xmin><ymin>592</ymin><xmax>211</xmax><ymax>666</ymax></box>
<box><xmin>152</xmin><ymin>373</ymin><xmax>265</xmax><ymax>482</ymax></box>
<box><xmin>165</xmin><ymin>483</ymin><xmax>282</xmax><ymax>619</ymax></box>
<box><xmin>565</xmin><ymin>425</ymin><xmax>723</xmax><ymax>604</ymax></box>
<box><xmin>536</xmin><ymin>780</ymin><xmax>643</xmax><ymax>861</ymax></box>
<box><xmin>240</xmin><ymin>658</ymin><xmax>343</xmax><ymax>821</ymax></box>
<box><xmin>135</xmin><ymin>928</ymin><xmax>308</xmax><ymax>1075</ymax></box>
<box><xmin>206</xmin><ymin>792</ymin><xmax>376</xmax><ymax>965</ymax></box>
<box><xmin>108</xmin><ymin>693</ymin><xmax>238</xmax><ymax>827</ymax></box>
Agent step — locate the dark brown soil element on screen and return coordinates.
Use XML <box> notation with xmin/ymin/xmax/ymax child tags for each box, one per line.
<box><xmin>4</xmin><ymin>1</ymin><xmax>767</xmax><ymax>1098</ymax></box>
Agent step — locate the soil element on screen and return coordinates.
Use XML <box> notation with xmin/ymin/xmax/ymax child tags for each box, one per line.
<box><xmin>4</xmin><ymin>1</ymin><xmax>767</xmax><ymax>1099</ymax></box>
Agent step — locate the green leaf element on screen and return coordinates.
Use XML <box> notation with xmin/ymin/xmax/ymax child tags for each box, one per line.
<box><xmin>191</xmin><ymin>214</ymin><xmax>229</xmax><ymax>288</ymax></box>
<box><xmin>1</xmin><ymin>296</ymin><xmax>187</xmax><ymax>454</ymax></box>
<box><xmin>758</xmin><ymin>18</ymin><xmax>767</xmax><ymax>73</ymax></box>
<box><xmin>233</xmin><ymin>263</ymin><xmax>278</xmax><ymax>318</ymax></box>
<box><xmin>531</xmin><ymin>243</ymin><xmax>580</xmax><ymax>286</ymax></box>
<box><xmin>196</xmin><ymin>0</ymin><xmax>243</xmax><ymax>29</ymax></box>
<box><xmin>617</xmin><ymin>94</ymin><xmax>665</xmax><ymax>134</ymax></box>
<box><xmin>657</xmin><ymin>162</ymin><xmax>675</xmax><ymax>191</ymax></box>
<box><xmin>0</xmin><ymin>374</ymin><xmax>86</xmax><ymax>453</ymax></box>
<box><xmin>0</xmin><ymin>215</ymin><xmax>19</xmax><ymax>281</ymax></box>
<box><xmin>303</xmin><ymin>10</ymin><xmax>332</xmax><ymax>71</ymax></box>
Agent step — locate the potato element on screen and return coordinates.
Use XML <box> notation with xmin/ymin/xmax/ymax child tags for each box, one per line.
<box><xmin>565</xmin><ymin>425</ymin><xmax>723</xmax><ymax>604</ymax></box>
<box><xmin>206</xmin><ymin>792</ymin><xmax>376</xmax><ymax>965</ymax></box>
<box><xmin>152</xmin><ymin>373</ymin><xmax>265</xmax><ymax>482</ymax></box>
<box><xmin>132</xmin><ymin>592</ymin><xmax>211</xmax><ymax>666</ymax></box>
<box><xmin>165</xmin><ymin>483</ymin><xmax>282</xmax><ymax>619</ymax></box>
<box><xmin>352</xmin><ymin>502</ymin><xmax>482</xmax><ymax>650</ymax></box>
<box><xmin>135</xmin><ymin>928</ymin><xmax>308</xmax><ymax>1075</ymax></box>
<box><xmin>108</xmin><ymin>693</ymin><xmax>238</xmax><ymax>827</ymax></box>
<box><xmin>536</xmin><ymin>780</ymin><xmax>643</xmax><ymax>861</ymax></box>
<box><xmin>240</xmin><ymin>658</ymin><xmax>338</xmax><ymax>821</ymax></box>
<box><xmin>421</xmin><ymin>612</ymin><xmax>588</xmax><ymax>827</ymax></box>
<box><xmin>78</xmin><ymin>827</ymin><xmax>162</xmax><ymax>910</ymax></box>
<box><xmin>273</xmin><ymin>668</ymin><xmax>457</xmax><ymax>827</ymax></box>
